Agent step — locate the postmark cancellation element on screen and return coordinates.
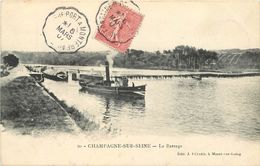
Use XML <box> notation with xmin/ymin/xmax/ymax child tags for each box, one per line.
<box><xmin>42</xmin><ymin>7</ymin><xmax>91</xmax><ymax>53</ymax></box>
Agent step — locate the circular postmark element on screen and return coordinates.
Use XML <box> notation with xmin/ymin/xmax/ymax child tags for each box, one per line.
<box><xmin>42</xmin><ymin>7</ymin><xmax>91</xmax><ymax>53</ymax></box>
<box><xmin>95</xmin><ymin>0</ymin><xmax>141</xmax><ymax>44</ymax></box>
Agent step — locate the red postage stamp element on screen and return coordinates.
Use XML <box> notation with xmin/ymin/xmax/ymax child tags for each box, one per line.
<box><xmin>95</xmin><ymin>2</ymin><xmax>143</xmax><ymax>53</ymax></box>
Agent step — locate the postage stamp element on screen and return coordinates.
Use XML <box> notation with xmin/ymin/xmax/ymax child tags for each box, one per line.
<box><xmin>95</xmin><ymin>1</ymin><xmax>143</xmax><ymax>53</ymax></box>
<box><xmin>42</xmin><ymin>7</ymin><xmax>91</xmax><ymax>53</ymax></box>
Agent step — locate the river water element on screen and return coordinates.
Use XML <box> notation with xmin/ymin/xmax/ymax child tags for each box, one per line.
<box><xmin>42</xmin><ymin>66</ymin><xmax>260</xmax><ymax>141</ymax></box>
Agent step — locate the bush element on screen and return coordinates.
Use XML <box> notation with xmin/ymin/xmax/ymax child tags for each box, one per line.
<box><xmin>3</xmin><ymin>54</ymin><xmax>19</xmax><ymax>67</ymax></box>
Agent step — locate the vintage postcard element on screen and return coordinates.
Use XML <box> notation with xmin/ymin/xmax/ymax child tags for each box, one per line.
<box><xmin>0</xmin><ymin>0</ymin><xmax>259</xmax><ymax>165</ymax></box>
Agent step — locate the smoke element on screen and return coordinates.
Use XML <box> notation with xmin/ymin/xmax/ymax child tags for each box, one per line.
<box><xmin>106</xmin><ymin>50</ymin><xmax>117</xmax><ymax>67</ymax></box>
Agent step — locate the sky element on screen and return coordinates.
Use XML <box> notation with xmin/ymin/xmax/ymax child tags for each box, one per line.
<box><xmin>1</xmin><ymin>0</ymin><xmax>259</xmax><ymax>52</ymax></box>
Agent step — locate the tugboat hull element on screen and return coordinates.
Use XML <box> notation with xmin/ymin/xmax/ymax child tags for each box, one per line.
<box><xmin>79</xmin><ymin>80</ymin><xmax>146</xmax><ymax>96</ymax></box>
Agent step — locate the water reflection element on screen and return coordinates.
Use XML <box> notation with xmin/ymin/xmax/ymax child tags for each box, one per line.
<box><xmin>103</xmin><ymin>97</ymin><xmax>111</xmax><ymax>124</ymax></box>
<box><xmin>79</xmin><ymin>89</ymin><xmax>145</xmax><ymax>125</ymax></box>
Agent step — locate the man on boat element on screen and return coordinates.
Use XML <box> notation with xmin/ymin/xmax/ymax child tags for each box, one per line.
<box><xmin>132</xmin><ymin>82</ymin><xmax>135</xmax><ymax>87</ymax></box>
<box><xmin>122</xmin><ymin>76</ymin><xmax>128</xmax><ymax>87</ymax></box>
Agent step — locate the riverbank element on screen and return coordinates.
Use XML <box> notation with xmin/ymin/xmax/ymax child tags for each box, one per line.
<box><xmin>0</xmin><ymin>65</ymin><xmax>87</xmax><ymax>135</ymax></box>
<box><xmin>0</xmin><ymin>75</ymin><xmax>80</xmax><ymax>135</ymax></box>
<box><xmin>38</xmin><ymin>81</ymin><xmax>99</xmax><ymax>131</ymax></box>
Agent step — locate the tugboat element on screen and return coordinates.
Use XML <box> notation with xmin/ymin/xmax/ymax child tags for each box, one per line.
<box><xmin>79</xmin><ymin>61</ymin><xmax>146</xmax><ymax>96</ymax></box>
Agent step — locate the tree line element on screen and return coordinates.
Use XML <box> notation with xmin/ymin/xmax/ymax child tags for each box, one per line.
<box><xmin>1</xmin><ymin>45</ymin><xmax>259</xmax><ymax>70</ymax></box>
<box><xmin>114</xmin><ymin>45</ymin><xmax>218</xmax><ymax>70</ymax></box>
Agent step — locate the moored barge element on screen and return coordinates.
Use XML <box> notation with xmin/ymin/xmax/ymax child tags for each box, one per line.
<box><xmin>43</xmin><ymin>68</ymin><xmax>68</xmax><ymax>81</ymax></box>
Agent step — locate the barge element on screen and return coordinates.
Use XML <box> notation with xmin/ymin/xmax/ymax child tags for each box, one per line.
<box><xmin>43</xmin><ymin>68</ymin><xmax>68</xmax><ymax>81</ymax></box>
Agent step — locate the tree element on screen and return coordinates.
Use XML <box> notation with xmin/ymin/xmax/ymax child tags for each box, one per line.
<box><xmin>156</xmin><ymin>50</ymin><xmax>161</xmax><ymax>56</ymax></box>
<box><xmin>3</xmin><ymin>54</ymin><xmax>19</xmax><ymax>67</ymax></box>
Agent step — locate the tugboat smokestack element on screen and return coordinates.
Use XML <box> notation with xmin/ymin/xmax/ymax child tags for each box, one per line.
<box><xmin>105</xmin><ymin>61</ymin><xmax>110</xmax><ymax>83</ymax></box>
